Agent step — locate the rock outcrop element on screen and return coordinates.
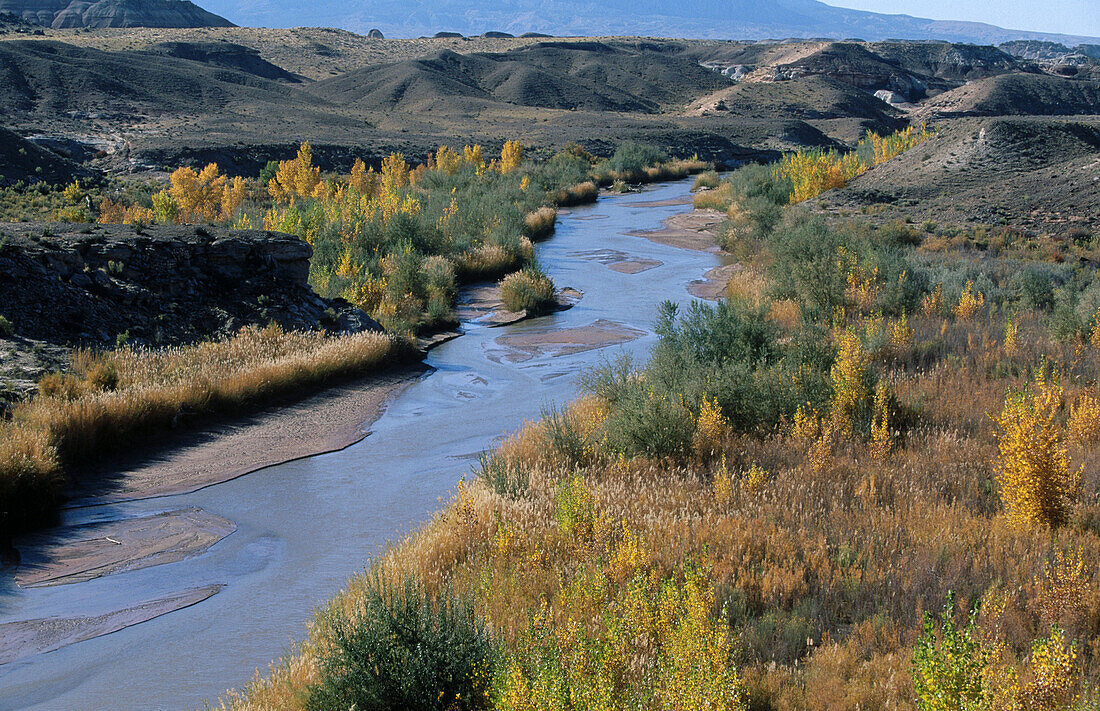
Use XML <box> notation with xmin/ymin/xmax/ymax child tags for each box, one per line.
<box><xmin>142</xmin><ymin>42</ymin><xmax>300</xmax><ymax>81</ymax></box>
<box><xmin>0</xmin><ymin>126</ymin><xmax>93</xmax><ymax>187</ymax></box>
<box><xmin>0</xmin><ymin>0</ymin><xmax>233</xmax><ymax>28</ymax></box>
<box><xmin>0</xmin><ymin>223</ymin><xmax>379</xmax><ymax>351</ymax></box>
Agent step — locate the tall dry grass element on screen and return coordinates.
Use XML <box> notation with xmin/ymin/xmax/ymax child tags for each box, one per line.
<box><xmin>593</xmin><ymin>158</ymin><xmax>711</xmax><ymax>186</ymax></box>
<box><xmin>549</xmin><ymin>181</ymin><xmax>598</xmax><ymax>207</ymax></box>
<box><xmin>0</xmin><ymin>325</ymin><xmax>406</xmax><ymax>535</ymax></box>
<box><xmin>216</xmin><ymin>152</ymin><xmax>1100</xmax><ymax>710</ymax></box>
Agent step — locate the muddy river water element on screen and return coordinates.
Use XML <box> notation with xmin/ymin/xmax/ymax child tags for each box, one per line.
<box><xmin>0</xmin><ymin>179</ymin><xmax>725</xmax><ymax>710</ymax></box>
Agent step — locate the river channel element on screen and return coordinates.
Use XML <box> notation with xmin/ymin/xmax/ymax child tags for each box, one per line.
<box><xmin>0</xmin><ymin>178</ymin><xmax>724</xmax><ymax>710</ymax></box>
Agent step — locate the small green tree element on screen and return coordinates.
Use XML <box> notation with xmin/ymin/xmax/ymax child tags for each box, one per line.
<box><xmin>912</xmin><ymin>593</ymin><xmax>986</xmax><ymax>711</ymax></box>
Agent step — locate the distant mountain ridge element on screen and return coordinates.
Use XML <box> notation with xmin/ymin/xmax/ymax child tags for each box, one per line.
<box><xmin>0</xmin><ymin>0</ymin><xmax>233</xmax><ymax>28</ymax></box>
<box><xmin>200</xmin><ymin>0</ymin><xmax>1099</xmax><ymax>45</ymax></box>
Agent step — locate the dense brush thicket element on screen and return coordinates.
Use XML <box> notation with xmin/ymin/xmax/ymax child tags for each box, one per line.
<box><xmin>217</xmin><ymin>131</ymin><xmax>1100</xmax><ymax>711</ymax></box>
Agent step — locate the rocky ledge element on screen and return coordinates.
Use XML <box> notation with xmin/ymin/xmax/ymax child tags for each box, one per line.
<box><xmin>0</xmin><ymin>223</ymin><xmax>379</xmax><ymax>402</ymax></box>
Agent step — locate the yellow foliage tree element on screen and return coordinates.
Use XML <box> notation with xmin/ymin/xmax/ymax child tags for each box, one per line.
<box><xmin>170</xmin><ymin>164</ymin><xmax>225</xmax><ymax>222</ymax></box>
<box><xmin>168</xmin><ymin>163</ymin><xmax>247</xmax><ymax>223</ymax></box>
<box><xmin>434</xmin><ymin>145</ymin><xmax>463</xmax><ymax>175</ymax></box>
<box><xmin>97</xmin><ymin>197</ymin><xmax>154</xmax><ymax>225</ymax></box>
<box><xmin>463</xmin><ymin>144</ymin><xmax>484</xmax><ymax>167</ymax></box>
<box><xmin>994</xmin><ymin>371</ymin><xmax>1080</xmax><ymax>528</ymax></box>
<box><xmin>381</xmin><ymin>152</ymin><xmax>410</xmax><ymax>195</ymax></box>
<box><xmin>268</xmin><ymin>142</ymin><xmax>321</xmax><ymax>205</ymax></box>
<box><xmin>349</xmin><ymin>158</ymin><xmax>376</xmax><ymax>195</ymax></box>
<box><xmin>1018</xmin><ymin>628</ymin><xmax>1078</xmax><ymax>711</ymax></box>
<box><xmin>692</xmin><ymin>398</ymin><xmax>729</xmax><ymax>460</ymax></box>
<box><xmin>500</xmin><ymin>140</ymin><xmax>524</xmax><ymax>174</ymax></box>
<box><xmin>830</xmin><ymin>329</ymin><xmax>870</xmax><ymax>434</ymax></box>
<box><xmin>955</xmin><ymin>281</ymin><xmax>984</xmax><ymax>320</ymax></box>
<box><xmin>1068</xmin><ymin>393</ymin><xmax>1100</xmax><ymax>446</ymax></box>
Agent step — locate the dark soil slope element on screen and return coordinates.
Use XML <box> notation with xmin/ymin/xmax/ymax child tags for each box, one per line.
<box><xmin>141</xmin><ymin>41</ymin><xmax>300</xmax><ymax>82</ymax></box>
<box><xmin>0</xmin><ymin>40</ymin><xmax>314</xmax><ymax>118</ymax></box>
<box><xmin>816</xmin><ymin>117</ymin><xmax>1100</xmax><ymax>233</ymax></box>
<box><xmin>310</xmin><ymin>41</ymin><xmax>728</xmax><ymax>114</ymax></box>
<box><xmin>0</xmin><ymin>125</ymin><xmax>91</xmax><ymax>185</ymax></box>
<box><xmin>918</xmin><ymin>73</ymin><xmax>1100</xmax><ymax>117</ymax></box>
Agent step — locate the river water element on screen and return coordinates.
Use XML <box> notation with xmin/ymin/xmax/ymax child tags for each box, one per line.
<box><xmin>0</xmin><ymin>179</ymin><xmax>721</xmax><ymax>710</ymax></box>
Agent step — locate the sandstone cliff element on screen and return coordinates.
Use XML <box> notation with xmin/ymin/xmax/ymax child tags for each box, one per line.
<box><xmin>0</xmin><ymin>0</ymin><xmax>233</xmax><ymax>28</ymax></box>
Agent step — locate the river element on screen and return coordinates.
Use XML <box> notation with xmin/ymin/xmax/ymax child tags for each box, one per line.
<box><xmin>0</xmin><ymin>178</ymin><xmax>722</xmax><ymax>710</ymax></box>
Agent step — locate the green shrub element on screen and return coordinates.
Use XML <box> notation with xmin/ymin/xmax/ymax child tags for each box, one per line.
<box><xmin>0</xmin><ymin>315</ymin><xmax>13</xmax><ymax>338</ymax></box>
<box><xmin>259</xmin><ymin>160</ymin><xmax>280</xmax><ymax>184</ymax></box>
<box><xmin>541</xmin><ymin>404</ymin><xmax>589</xmax><ymax>467</ymax></box>
<box><xmin>911</xmin><ymin>593</ymin><xmax>986</xmax><ymax>711</ymax></box>
<box><xmin>500</xmin><ymin>265</ymin><xmax>555</xmax><ymax>313</ymax></box>
<box><xmin>693</xmin><ymin>171</ymin><xmax>721</xmax><ymax>190</ymax></box>
<box><xmin>308</xmin><ymin>575</ymin><xmax>496</xmax><ymax>711</ymax></box>
<box><xmin>600</xmin><ymin>386</ymin><xmax>695</xmax><ymax>458</ymax></box>
<box><xmin>1015</xmin><ymin>267</ymin><xmax>1058</xmax><ymax>311</ymax></box>
<box><xmin>609</xmin><ymin>142</ymin><xmax>667</xmax><ymax>176</ymax></box>
<box><xmin>476</xmin><ymin>450</ymin><xmax>530</xmax><ymax>498</ymax></box>
<box><xmin>766</xmin><ymin>213</ymin><xmax>851</xmax><ymax>313</ymax></box>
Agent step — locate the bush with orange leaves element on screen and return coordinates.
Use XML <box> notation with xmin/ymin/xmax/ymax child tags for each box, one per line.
<box><xmin>167</xmin><ymin>162</ymin><xmax>247</xmax><ymax>223</ymax></box>
<box><xmin>96</xmin><ymin>197</ymin><xmax>153</xmax><ymax>225</ymax></box>
<box><xmin>994</xmin><ymin>370</ymin><xmax>1081</xmax><ymax>528</ymax></box>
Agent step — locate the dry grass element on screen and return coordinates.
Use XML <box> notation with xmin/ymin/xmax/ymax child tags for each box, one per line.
<box><xmin>218</xmin><ymin>329</ymin><xmax>1100</xmax><ymax>709</ymax></box>
<box><xmin>549</xmin><ymin>181</ymin><xmax>599</xmax><ymax>207</ymax></box>
<box><xmin>593</xmin><ymin>159</ymin><xmax>710</xmax><ymax>186</ymax></box>
<box><xmin>0</xmin><ymin>325</ymin><xmax>405</xmax><ymax>535</ymax></box>
<box><xmin>522</xmin><ymin>206</ymin><xmax>558</xmax><ymax>240</ymax></box>
<box><xmin>216</xmin><ymin>159</ymin><xmax>1100</xmax><ymax>710</ymax></box>
<box><xmin>454</xmin><ymin>240</ymin><xmax>532</xmax><ymax>280</ymax></box>
<box><xmin>499</xmin><ymin>267</ymin><xmax>556</xmax><ymax>313</ymax></box>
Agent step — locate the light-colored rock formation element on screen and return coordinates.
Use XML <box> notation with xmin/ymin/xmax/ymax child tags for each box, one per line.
<box><xmin>0</xmin><ymin>0</ymin><xmax>233</xmax><ymax>28</ymax></box>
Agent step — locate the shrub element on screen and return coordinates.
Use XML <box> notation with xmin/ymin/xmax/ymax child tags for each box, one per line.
<box><xmin>954</xmin><ymin>281</ymin><xmax>984</xmax><ymax>320</ymax></box>
<box><xmin>550</xmin><ymin>180</ymin><xmax>598</xmax><ymax>206</ymax></box>
<box><xmin>609</xmin><ymin>142</ymin><xmax>667</xmax><ymax>177</ymax></box>
<box><xmin>693</xmin><ymin>171</ymin><xmax>721</xmax><ymax>190</ymax></box>
<box><xmin>601</xmin><ymin>387</ymin><xmax>695</xmax><ymax>459</ymax></box>
<box><xmin>307</xmin><ymin>575</ymin><xmax>495</xmax><ymax>711</ymax></box>
<box><xmin>500</xmin><ymin>265</ymin><xmax>555</xmax><ymax>313</ymax></box>
<box><xmin>994</xmin><ymin>370</ymin><xmax>1080</xmax><ymax>528</ymax></box>
<box><xmin>496</xmin><ymin>562</ymin><xmax>745</xmax><ymax>711</ymax></box>
<box><xmin>522</xmin><ymin>206</ymin><xmax>557</xmax><ymax>239</ymax></box>
<box><xmin>0</xmin><ymin>315</ymin><xmax>13</xmax><ymax>338</ymax></box>
<box><xmin>475</xmin><ymin>450</ymin><xmax>530</xmax><ymax>498</ymax></box>
<box><xmin>1018</xmin><ymin>627</ymin><xmax>1079</xmax><ymax>711</ymax></box>
<box><xmin>911</xmin><ymin>594</ymin><xmax>986</xmax><ymax>711</ymax></box>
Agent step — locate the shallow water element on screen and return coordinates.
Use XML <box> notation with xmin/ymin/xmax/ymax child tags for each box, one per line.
<box><xmin>0</xmin><ymin>179</ymin><xmax>721</xmax><ymax>710</ymax></box>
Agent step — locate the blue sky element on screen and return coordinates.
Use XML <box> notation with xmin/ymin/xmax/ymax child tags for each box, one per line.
<box><xmin>830</xmin><ymin>0</ymin><xmax>1099</xmax><ymax>37</ymax></box>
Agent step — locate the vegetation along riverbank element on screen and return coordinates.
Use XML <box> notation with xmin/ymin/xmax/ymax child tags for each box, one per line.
<box><xmin>198</xmin><ymin>124</ymin><xmax>1100</xmax><ymax>711</ymax></box>
<box><xmin>0</xmin><ymin>141</ymin><xmax>708</xmax><ymax>537</ymax></box>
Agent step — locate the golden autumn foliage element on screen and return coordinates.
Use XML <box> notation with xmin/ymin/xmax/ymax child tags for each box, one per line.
<box><xmin>268</xmin><ymin>142</ymin><xmax>321</xmax><ymax>205</ymax></box>
<box><xmin>168</xmin><ymin>163</ymin><xmax>247</xmax><ymax>222</ymax></box>
<box><xmin>994</xmin><ymin>370</ymin><xmax>1080</xmax><ymax>529</ymax></box>
<box><xmin>1068</xmin><ymin>394</ymin><xmax>1100</xmax><ymax>447</ymax></box>
<box><xmin>96</xmin><ymin>197</ymin><xmax>153</xmax><ymax>224</ymax></box>
<box><xmin>955</xmin><ymin>281</ymin><xmax>985</xmax><ymax>320</ymax></box>
<box><xmin>829</xmin><ymin>328</ymin><xmax>870</xmax><ymax>434</ymax></box>
<box><xmin>693</xmin><ymin>397</ymin><xmax>731</xmax><ymax>460</ymax></box>
<box><xmin>381</xmin><ymin>151</ymin><xmax>411</xmax><ymax>194</ymax></box>
<box><xmin>777</xmin><ymin>124</ymin><xmax>933</xmax><ymax>203</ymax></box>
<box><xmin>500</xmin><ymin>140</ymin><xmax>524</xmax><ymax>174</ymax></box>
